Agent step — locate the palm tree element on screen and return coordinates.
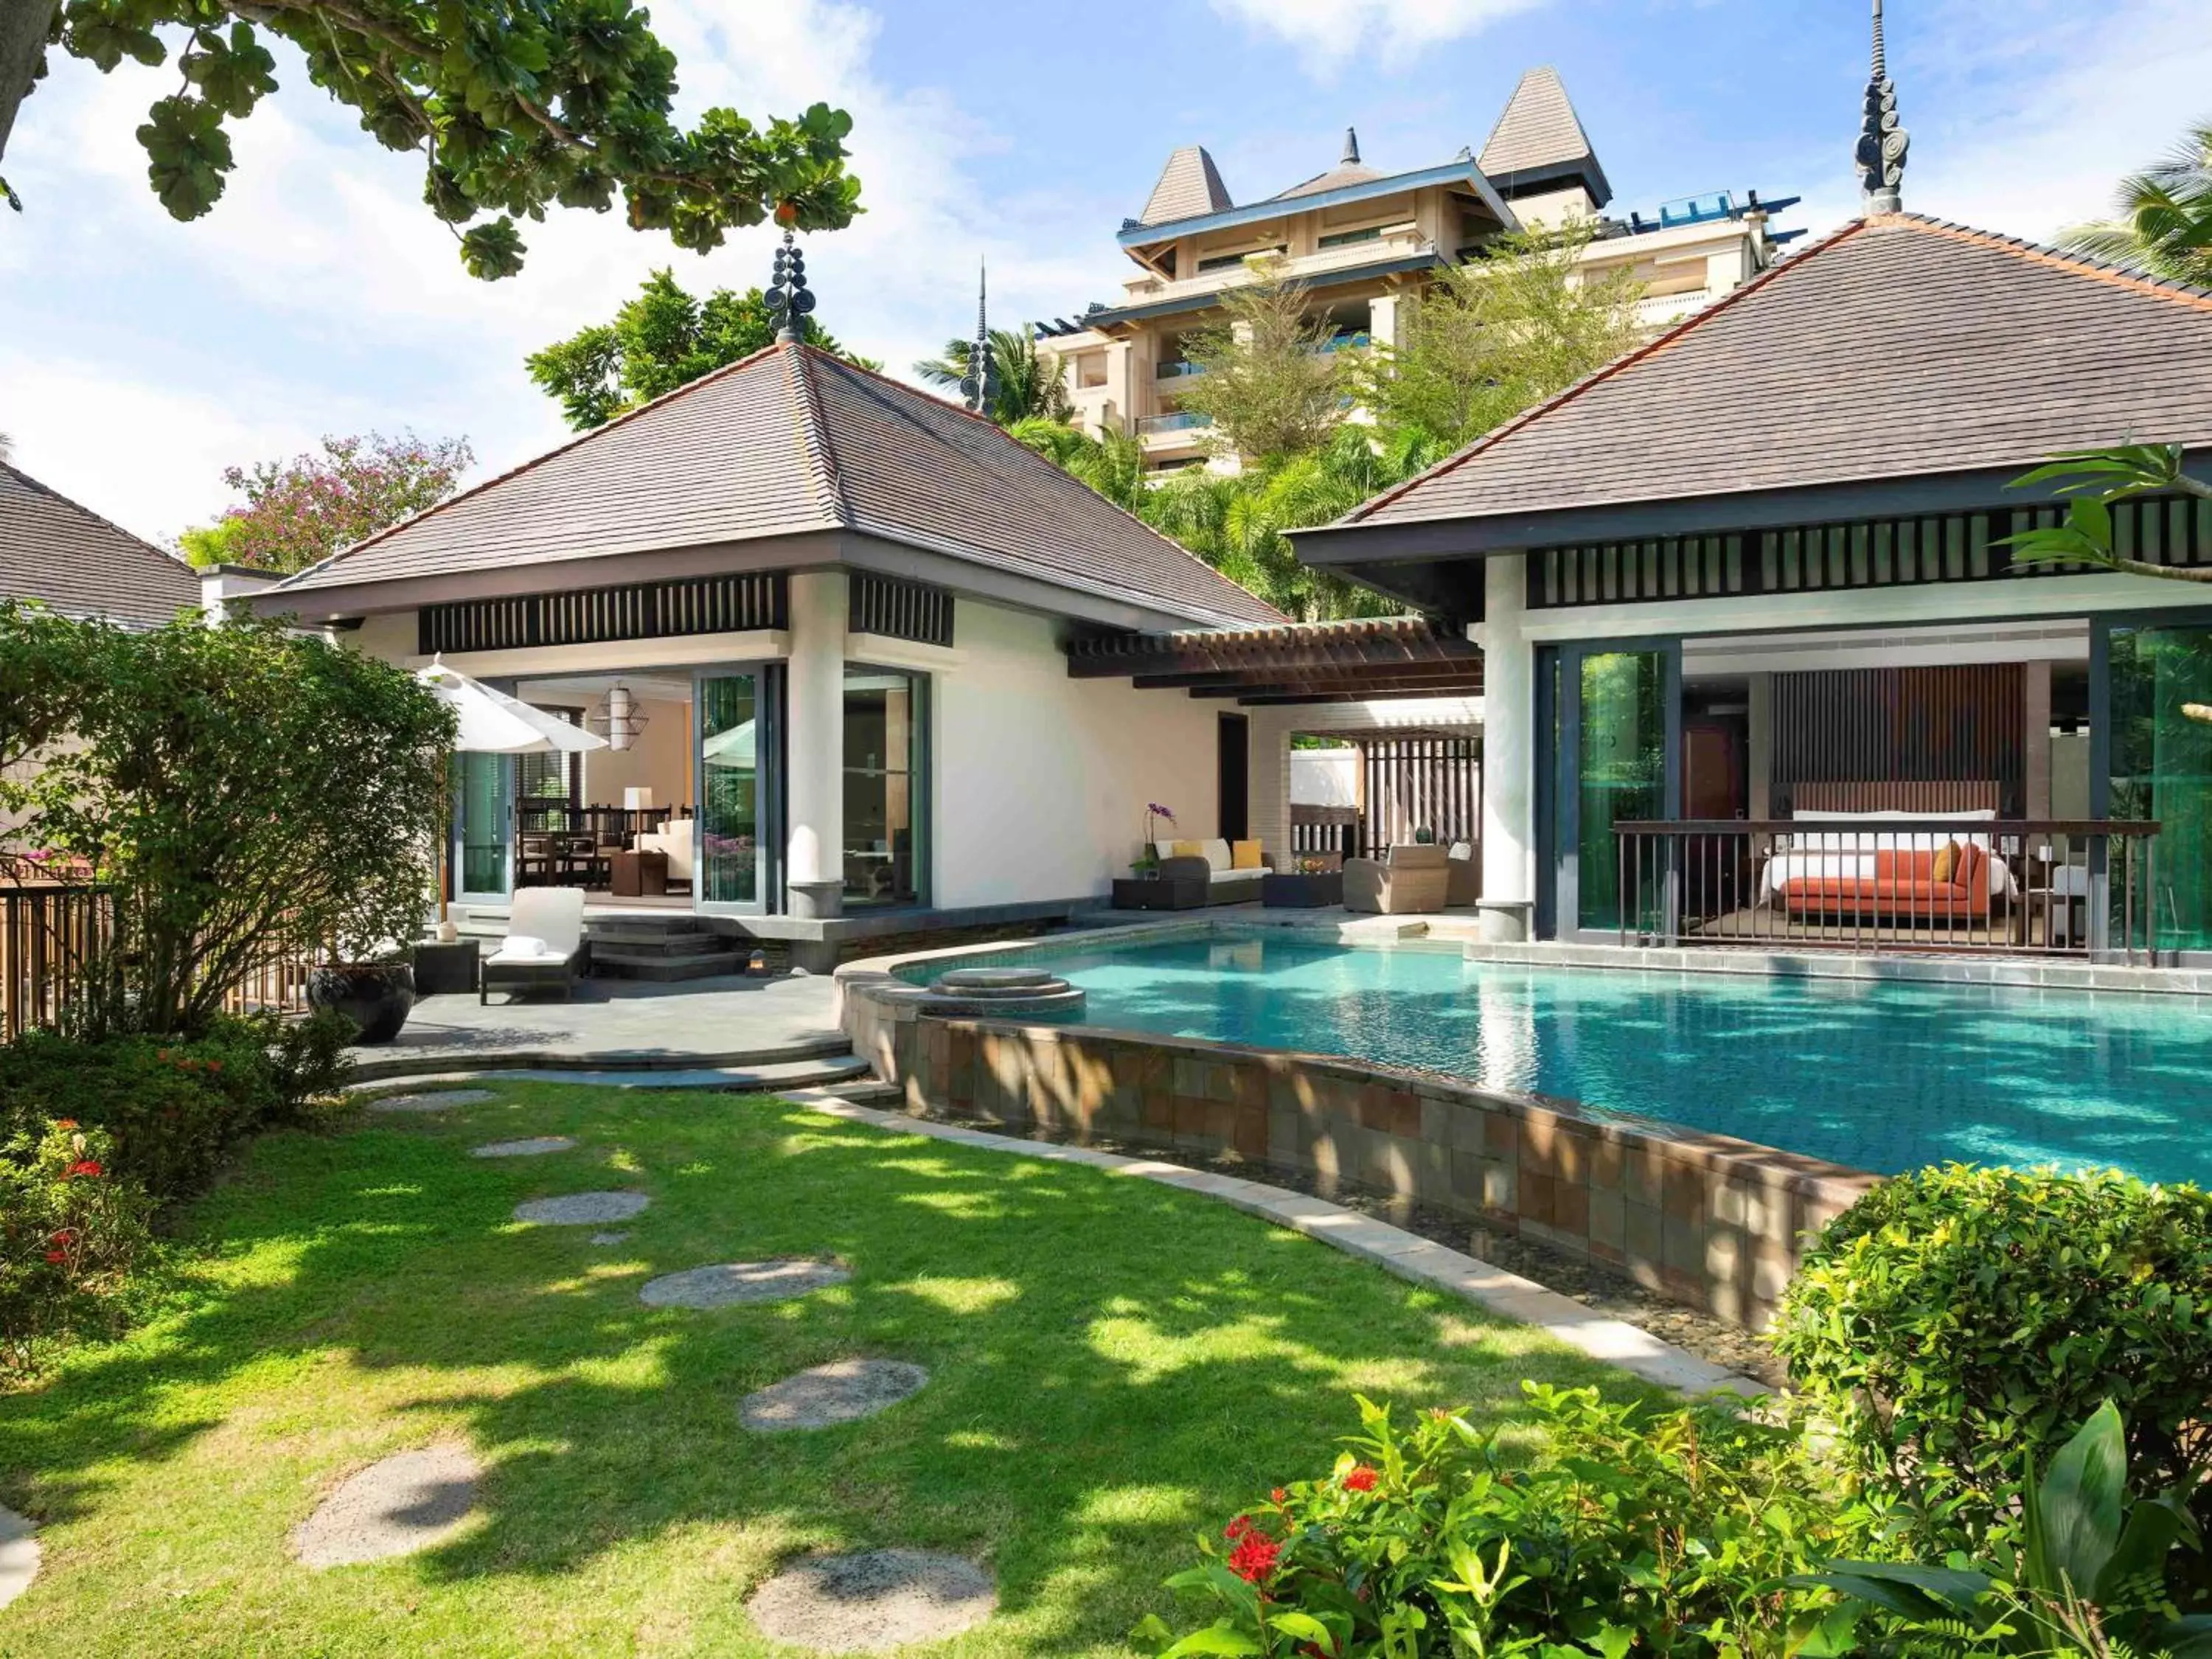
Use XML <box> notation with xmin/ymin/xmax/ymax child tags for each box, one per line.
<box><xmin>914</xmin><ymin>328</ymin><xmax>1074</xmax><ymax>425</ymax></box>
<box><xmin>2062</xmin><ymin>119</ymin><xmax>2212</xmax><ymax>287</ymax></box>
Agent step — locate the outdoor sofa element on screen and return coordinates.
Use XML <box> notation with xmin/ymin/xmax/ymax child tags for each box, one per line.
<box><xmin>1153</xmin><ymin>837</ymin><xmax>1275</xmax><ymax>905</ymax></box>
<box><xmin>1343</xmin><ymin>844</ymin><xmax>1454</xmax><ymax>914</ymax></box>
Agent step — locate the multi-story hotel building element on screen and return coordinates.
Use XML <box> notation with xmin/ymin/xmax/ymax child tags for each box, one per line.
<box><xmin>1039</xmin><ymin>67</ymin><xmax>1801</xmax><ymax>470</ymax></box>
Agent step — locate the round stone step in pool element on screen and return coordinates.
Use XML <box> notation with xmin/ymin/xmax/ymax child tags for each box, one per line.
<box><xmin>933</xmin><ymin>967</ymin><xmax>1058</xmax><ymax>992</ymax></box>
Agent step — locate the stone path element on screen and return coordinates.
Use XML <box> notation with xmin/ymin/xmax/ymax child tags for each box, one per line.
<box><xmin>293</xmin><ymin>1446</ymin><xmax>480</xmax><ymax>1569</ymax></box>
<box><xmin>513</xmin><ymin>1192</ymin><xmax>650</xmax><ymax>1225</ymax></box>
<box><xmin>746</xmin><ymin>1550</ymin><xmax>995</xmax><ymax>1653</ymax></box>
<box><xmin>367</xmin><ymin>1088</ymin><xmax>496</xmax><ymax>1113</ymax></box>
<box><xmin>470</xmin><ymin>1136</ymin><xmax>577</xmax><ymax>1159</ymax></box>
<box><xmin>638</xmin><ymin>1259</ymin><xmax>849</xmax><ymax>1310</ymax></box>
<box><xmin>741</xmin><ymin>1361</ymin><xmax>928</xmax><ymax>1432</ymax></box>
<box><xmin>0</xmin><ymin>1506</ymin><xmax>36</xmax><ymax>1610</ymax></box>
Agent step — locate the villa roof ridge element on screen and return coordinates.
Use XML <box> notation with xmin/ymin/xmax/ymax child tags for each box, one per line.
<box><xmin>1874</xmin><ymin>211</ymin><xmax>2212</xmax><ymax>313</ymax></box>
<box><xmin>782</xmin><ymin>344</ymin><xmax>854</xmax><ymax>529</ymax></box>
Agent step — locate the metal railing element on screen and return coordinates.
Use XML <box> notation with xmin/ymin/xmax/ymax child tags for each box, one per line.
<box><xmin>1136</xmin><ymin>411</ymin><xmax>1214</xmax><ymax>436</ymax></box>
<box><xmin>1155</xmin><ymin>361</ymin><xmax>1206</xmax><ymax>380</ymax></box>
<box><xmin>1609</xmin><ymin>819</ymin><xmax>2166</xmax><ymax>961</ymax></box>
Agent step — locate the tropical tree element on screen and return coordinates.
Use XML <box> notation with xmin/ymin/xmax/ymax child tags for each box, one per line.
<box><xmin>914</xmin><ymin>329</ymin><xmax>1073</xmax><ymax>425</ymax></box>
<box><xmin>2063</xmin><ymin>119</ymin><xmax>2212</xmax><ymax>287</ymax></box>
<box><xmin>175</xmin><ymin>431</ymin><xmax>471</xmax><ymax>572</ymax></box>
<box><xmin>1364</xmin><ymin>223</ymin><xmax>1643</xmax><ymax>453</ymax></box>
<box><xmin>0</xmin><ymin>0</ymin><xmax>860</xmax><ymax>278</ymax></box>
<box><xmin>1169</xmin><ymin>261</ymin><xmax>1349</xmax><ymax>465</ymax></box>
<box><xmin>2003</xmin><ymin>443</ymin><xmax>2212</xmax><ymax>587</ymax></box>
<box><xmin>1009</xmin><ymin>417</ymin><xmax>1142</xmax><ymax>510</ymax></box>
<box><xmin>527</xmin><ymin>268</ymin><xmax>869</xmax><ymax>431</ymax></box>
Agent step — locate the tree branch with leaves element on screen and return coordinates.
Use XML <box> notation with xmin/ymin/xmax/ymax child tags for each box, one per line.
<box><xmin>2</xmin><ymin>0</ymin><xmax>861</xmax><ymax>277</ymax></box>
<box><xmin>2003</xmin><ymin>442</ymin><xmax>2212</xmax><ymax>585</ymax></box>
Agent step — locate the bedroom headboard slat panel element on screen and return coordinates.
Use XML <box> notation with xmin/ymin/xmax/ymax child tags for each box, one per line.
<box><xmin>1773</xmin><ymin>665</ymin><xmax>2023</xmax><ymax>815</ymax></box>
<box><xmin>1791</xmin><ymin>780</ymin><xmax>2004</xmax><ymax>815</ymax></box>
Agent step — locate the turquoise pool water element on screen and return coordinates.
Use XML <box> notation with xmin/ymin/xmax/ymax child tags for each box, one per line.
<box><xmin>916</xmin><ymin>931</ymin><xmax>2212</xmax><ymax>1183</ymax></box>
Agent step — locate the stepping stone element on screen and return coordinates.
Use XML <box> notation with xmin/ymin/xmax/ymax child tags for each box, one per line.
<box><xmin>0</xmin><ymin>1505</ymin><xmax>36</xmax><ymax>1610</ymax></box>
<box><xmin>746</xmin><ymin>1550</ymin><xmax>995</xmax><ymax>1653</ymax></box>
<box><xmin>368</xmin><ymin>1088</ymin><xmax>495</xmax><ymax>1114</ymax></box>
<box><xmin>470</xmin><ymin>1136</ymin><xmax>577</xmax><ymax>1159</ymax></box>
<box><xmin>639</xmin><ymin>1259</ymin><xmax>849</xmax><ymax>1310</ymax></box>
<box><xmin>741</xmin><ymin>1360</ymin><xmax>929</xmax><ymax>1431</ymax></box>
<box><xmin>589</xmin><ymin>1231</ymin><xmax>631</xmax><ymax>1246</ymax></box>
<box><xmin>513</xmin><ymin>1191</ymin><xmax>650</xmax><ymax>1225</ymax></box>
<box><xmin>293</xmin><ymin>1445</ymin><xmax>479</xmax><ymax>1569</ymax></box>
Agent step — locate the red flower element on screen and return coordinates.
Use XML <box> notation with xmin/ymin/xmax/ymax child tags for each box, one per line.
<box><xmin>44</xmin><ymin>1250</ymin><xmax>66</xmax><ymax>1264</ymax></box>
<box><xmin>52</xmin><ymin>1119</ymin><xmax>77</xmax><ymax>1130</ymax></box>
<box><xmin>1342</xmin><ymin>1465</ymin><xmax>1378</xmax><ymax>1493</ymax></box>
<box><xmin>49</xmin><ymin>1230</ymin><xmax>75</xmax><ymax>1246</ymax></box>
<box><xmin>1270</xmin><ymin>1487</ymin><xmax>1287</xmax><ymax>1505</ymax></box>
<box><xmin>66</xmin><ymin>1160</ymin><xmax>102</xmax><ymax>1179</ymax></box>
<box><xmin>205</xmin><ymin>1060</ymin><xmax>222</xmax><ymax>1074</ymax></box>
<box><xmin>1226</xmin><ymin>1529</ymin><xmax>1281</xmax><ymax>1585</ymax></box>
<box><xmin>1223</xmin><ymin>1514</ymin><xmax>1256</xmax><ymax>1542</ymax></box>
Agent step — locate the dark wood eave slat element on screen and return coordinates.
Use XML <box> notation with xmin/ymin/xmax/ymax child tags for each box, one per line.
<box><xmin>1064</xmin><ymin>616</ymin><xmax>1474</xmax><ymax>681</ymax></box>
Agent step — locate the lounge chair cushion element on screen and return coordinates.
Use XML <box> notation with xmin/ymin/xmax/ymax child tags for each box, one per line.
<box><xmin>1201</xmin><ymin>838</ymin><xmax>1233</xmax><ymax>872</ymax></box>
<box><xmin>1169</xmin><ymin>839</ymin><xmax>1207</xmax><ymax>860</ymax></box>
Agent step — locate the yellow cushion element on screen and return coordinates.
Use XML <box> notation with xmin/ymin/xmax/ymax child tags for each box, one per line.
<box><xmin>1169</xmin><ymin>839</ymin><xmax>1206</xmax><ymax>860</ymax></box>
<box><xmin>1931</xmin><ymin>840</ymin><xmax>1959</xmax><ymax>883</ymax></box>
<box><xmin>1231</xmin><ymin>840</ymin><xmax>1264</xmax><ymax>869</ymax></box>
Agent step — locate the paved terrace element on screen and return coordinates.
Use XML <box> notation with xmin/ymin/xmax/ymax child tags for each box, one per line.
<box><xmin>351</xmin><ymin>973</ymin><xmax>845</xmax><ymax>1080</ymax></box>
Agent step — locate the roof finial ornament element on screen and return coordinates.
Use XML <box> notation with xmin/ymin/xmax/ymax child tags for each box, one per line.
<box><xmin>766</xmin><ymin>219</ymin><xmax>815</xmax><ymax>344</ymax></box>
<box><xmin>1854</xmin><ymin>0</ymin><xmax>1909</xmax><ymax>214</ymax></box>
<box><xmin>1342</xmin><ymin>126</ymin><xmax>1360</xmax><ymax>167</ymax></box>
<box><xmin>958</xmin><ymin>257</ymin><xmax>997</xmax><ymax>416</ymax></box>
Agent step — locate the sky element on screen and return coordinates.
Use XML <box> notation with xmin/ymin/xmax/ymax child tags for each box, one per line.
<box><xmin>1</xmin><ymin>0</ymin><xmax>2208</xmax><ymax>546</ymax></box>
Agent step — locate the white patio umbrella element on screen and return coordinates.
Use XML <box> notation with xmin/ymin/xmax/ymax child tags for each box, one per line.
<box><xmin>417</xmin><ymin>658</ymin><xmax>608</xmax><ymax>931</ymax></box>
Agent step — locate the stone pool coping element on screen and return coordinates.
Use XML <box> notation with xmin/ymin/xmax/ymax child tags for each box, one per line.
<box><xmin>796</xmin><ymin>1093</ymin><xmax>1760</xmax><ymax>1397</ymax></box>
<box><xmin>834</xmin><ymin>922</ymin><xmax>1880</xmax><ymax>1330</ymax></box>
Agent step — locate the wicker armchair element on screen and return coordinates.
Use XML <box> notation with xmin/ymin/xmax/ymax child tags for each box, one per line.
<box><xmin>1343</xmin><ymin>844</ymin><xmax>1451</xmax><ymax>915</ymax></box>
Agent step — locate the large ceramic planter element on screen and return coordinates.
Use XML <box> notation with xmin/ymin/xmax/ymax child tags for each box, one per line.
<box><xmin>306</xmin><ymin>963</ymin><xmax>417</xmax><ymax>1044</ymax></box>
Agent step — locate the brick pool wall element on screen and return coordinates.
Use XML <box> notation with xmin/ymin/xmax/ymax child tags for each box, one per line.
<box><xmin>840</xmin><ymin>964</ymin><xmax>1878</xmax><ymax>1329</ymax></box>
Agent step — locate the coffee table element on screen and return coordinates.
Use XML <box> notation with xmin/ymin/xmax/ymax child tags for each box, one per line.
<box><xmin>1262</xmin><ymin>870</ymin><xmax>1343</xmax><ymax>908</ymax></box>
<box><xmin>610</xmin><ymin>849</ymin><xmax>670</xmax><ymax>898</ymax></box>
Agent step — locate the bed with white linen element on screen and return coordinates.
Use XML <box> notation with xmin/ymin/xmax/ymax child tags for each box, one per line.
<box><xmin>1759</xmin><ymin>806</ymin><xmax>2019</xmax><ymax>905</ymax></box>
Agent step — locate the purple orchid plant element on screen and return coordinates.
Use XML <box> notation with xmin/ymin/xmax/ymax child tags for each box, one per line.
<box><xmin>1134</xmin><ymin>803</ymin><xmax>1178</xmax><ymax>875</ymax></box>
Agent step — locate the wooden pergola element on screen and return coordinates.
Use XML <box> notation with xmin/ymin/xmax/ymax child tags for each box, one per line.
<box><xmin>1063</xmin><ymin>616</ymin><xmax>1481</xmax><ymax>706</ymax></box>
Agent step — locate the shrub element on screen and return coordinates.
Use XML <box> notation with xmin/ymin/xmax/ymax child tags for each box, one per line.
<box><xmin>0</xmin><ymin>1121</ymin><xmax>155</xmax><ymax>1372</ymax></box>
<box><xmin>1138</xmin><ymin>1385</ymin><xmax>1877</xmax><ymax>1658</ymax></box>
<box><xmin>0</xmin><ymin>1012</ymin><xmax>355</xmax><ymax>1203</ymax></box>
<box><xmin>1771</xmin><ymin>1164</ymin><xmax>2212</xmax><ymax>1551</ymax></box>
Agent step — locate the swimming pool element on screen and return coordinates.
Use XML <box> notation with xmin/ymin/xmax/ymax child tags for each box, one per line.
<box><xmin>914</xmin><ymin>930</ymin><xmax>2212</xmax><ymax>1183</ymax></box>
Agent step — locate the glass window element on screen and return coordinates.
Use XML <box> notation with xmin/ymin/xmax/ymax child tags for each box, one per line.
<box><xmin>2107</xmin><ymin>625</ymin><xmax>2212</xmax><ymax>950</ymax></box>
<box><xmin>1576</xmin><ymin>650</ymin><xmax>1669</xmax><ymax>932</ymax></box>
<box><xmin>843</xmin><ymin>669</ymin><xmax>925</xmax><ymax>908</ymax></box>
<box><xmin>699</xmin><ymin>675</ymin><xmax>759</xmax><ymax>906</ymax></box>
<box><xmin>455</xmin><ymin>750</ymin><xmax>512</xmax><ymax>897</ymax></box>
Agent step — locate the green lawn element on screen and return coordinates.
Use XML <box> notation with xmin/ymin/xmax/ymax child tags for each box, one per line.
<box><xmin>0</xmin><ymin>1084</ymin><xmax>1642</xmax><ymax>1657</ymax></box>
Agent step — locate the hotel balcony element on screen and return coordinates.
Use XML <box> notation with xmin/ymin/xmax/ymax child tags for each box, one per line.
<box><xmin>1137</xmin><ymin>411</ymin><xmax>1214</xmax><ymax>438</ymax></box>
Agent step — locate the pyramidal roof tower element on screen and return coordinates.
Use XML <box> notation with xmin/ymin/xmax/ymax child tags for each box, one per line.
<box><xmin>1854</xmin><ymin>0</ymin><xmax>1910</xmax><ymax>213</ymax></box>
<box><xmin>1139</xmin><ymin>146</ymin><xmax>1233</xmax><ymax>226</ymax></box>
<box><xmin>1478</xmin><ymin>65</ymin><xmax>1612</xmax><ymax>208</ymax></box>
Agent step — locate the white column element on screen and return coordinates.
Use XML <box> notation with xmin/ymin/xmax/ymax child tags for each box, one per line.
<box><xmin>1367</xmin><ymin>293</ymin><xmax>1399</xmax><ymax>351</ymax></box>
<box><xmin>785</xmin><ymin>568</ymin><xmax>847</xmax><ymax>903</ymax></box>
<box><xmin>1477</xmin><ymin>554</ymin><xmax>1534</xmax><ymax>940</ymax></box>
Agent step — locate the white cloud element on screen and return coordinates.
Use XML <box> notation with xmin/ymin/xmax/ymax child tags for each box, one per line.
<box><xmin>1207</xmin><ymin>0</ymin><xmax>1546</xmax><ymax>75</ymax></box>
<box><xmin>0</xmin><ymin>0</ymin><xmax>1125</xmax><ymax>540</ymax></box>
<box><xmin>1787</xmin><ymin>0</ymin><xmax>2212</xmax><ymax>251</ymax></box>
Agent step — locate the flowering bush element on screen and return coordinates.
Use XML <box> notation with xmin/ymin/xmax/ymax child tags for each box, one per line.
<box><xmin>1138</xmin><ymin>1385</ymin><xmax>1879</xmax><ymax>1658</ymax></box>
<box><xmin>0</xmin><ymin>1012</ymin><xmax>353</xmax><ymax>1202</ymax></box>
<box><xmin>0</xmin><ymin>1121</ymin><xmax>154</xmax><ymax>1372</ymax></box>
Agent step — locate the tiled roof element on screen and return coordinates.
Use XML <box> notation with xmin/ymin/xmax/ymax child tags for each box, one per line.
<box><xmin>1335</xmin><ymin>214</ymin><xmax>2212</xmax><ymax>531</ymax></box>
<box><xmin>274</xmin><ymin>344</ymin><xmax>1285</xmax><ymax>629</ymax></box>
<box><xmin>1141</xmin><ymin>147</ymin><xmax>1233</xmax><ymax>226</ymax></box>
<box><xmin>0</xmin><ymin>462</ymin><xmax>200</xmax><ymax>627</ymax></box>
<box><xmin>1273</xmin><ymin>163</ymin><xmax>1385</xmax><ymax>201</ymax></box>
<box><xmin>1478</xmin><ymin>66</ymin><xmax>1607</xmax><ymax>200</ymax></box>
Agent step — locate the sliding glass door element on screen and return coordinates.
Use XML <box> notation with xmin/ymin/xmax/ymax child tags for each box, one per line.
<box><xmin>698</xmin><ymin>672</ymin><xmax>765</xmax><ymax>910</ymax></box>
<box><xmin>1549</xmin><ymin>640</ymin><xmax>1680</xmax><ymax>939</ymax></box>
<box><xmin>2102</xmin><ymin>619</ymin><xmax>2212</xmax><ymax>953</ymax></box>
<box><xmin>453</xmin><ymin>749</ymin><xmax>515</xmax><ymax>904</ymax></box>
<box><xmin>842</xmin><ymin>667</ymin><xmax>928</xmax><ymax>909</ymax></box>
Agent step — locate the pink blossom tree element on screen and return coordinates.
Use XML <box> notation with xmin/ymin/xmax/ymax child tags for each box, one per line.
<box><xmin>178</xmin><ymin>432</ymin><xmax>472</xmax><ymax>573</ymax></box>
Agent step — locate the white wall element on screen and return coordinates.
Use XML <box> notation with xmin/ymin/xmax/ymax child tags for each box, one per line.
<box><xmin>1291</xmin><ymin>748</ymin><xmax>1359</xmax><ymax>807</ymax></box>
<box><xmin>579</xmin><ymin>697</ymin><xmax>691</xmax><ymax>810</ymax></box>
<box><xmin>931</xmin><ymin>599</ymin><xmax>1219</xmax><ymax>908</ymax></box>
